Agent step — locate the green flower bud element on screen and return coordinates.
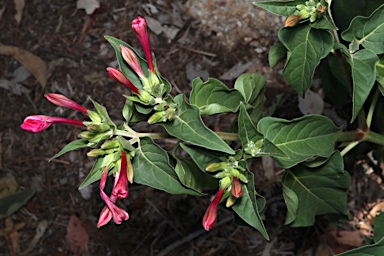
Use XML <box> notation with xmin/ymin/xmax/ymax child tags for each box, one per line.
<box><xmin>310</xmin><ymin>13</ymin><xmax>317</xmax><ymax>22</ymax></box>
<box><xmin>238</xmin><ymin>173</ymin><xmax>248</xmax><ymax>183</ymax></box>
<box><xmin>148</xmin><ymin>72</ymin><xmax>161</xmax><ymax>89</ymax></box>
<box><xmin>88</xmin><ymin>110</ymin><xmax>102</xmax><ymax>123</ymax></box>
<box><xmin>299</xmin><ymin>9</ymin><xmax>310</xmax><ymax>19</ymax></box>
<box><xmin>78</xmin><ymin>131</ymin><xmax>94</xmax><ymax>139</ymax></box>
<box><xmin>138</xmin><ymin>89</ymin><xmax>152</xmax><ymax>103</ymax></box>
<box><xmin>220</xmin><ymin>176</ymin><xmax>232</xmax><ymax>190</ymax></box>
<box><xmin>152</xmin><ymin>83</ymin><xmax>165</xmax><ymax>98</ymax></box>
<box><xmin>88</xmin><ymin>130</ymin><xmax>113</xmax><ymax>144</ymax></box>
<box><xmin>225</xmin><ymin>195</ymin><xmax>237</xmax><ymax>208</ymax></box>
<box><xmin>148</xmin><ymin>111</ymin><xmax>167</xmax><ymax>124</ymax></box>
<box><xmin>101</xmin><ymin>139</ymin><xmax>119</xmax><ymax>149</ymax></box>
<box><xmin>214</xmin><ymin>171</ymin><xmax>228</xmax><ymax>179</ymax></box>
<box><xmin>86</xmin><ymin>123</ymin><xmax>110</xmax><ymax>133</ymax></box>
<box><xmin>229</xmin><ymin>168</ymin><xmax>241</xmax><ymax>177</ymax></box>
<box><xmin>206</xmin><ymin>162</ymin><xmax>227</xmax><ymax>172</ymax></box>
<box><xmin>87</xmin><ymin>148</ymin><xmax>115</xmax><ymax>157</ymax></box>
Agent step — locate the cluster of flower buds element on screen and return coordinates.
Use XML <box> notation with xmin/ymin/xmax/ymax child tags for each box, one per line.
<box><xmin>106</xmin><ymin>16</ymin><xmax>177</xmax><ymax>124</ymax></box>
<box><xmin>284</xmin><ymin>0</ymin><xmax>326</xmax><ymax>27</ymax></box>
<box><xmin>97</xmin><ymin>151</ymin><xmax>134</xmax><ymax>227</ymax></box>
<box><xmin>244</xmin><ymin>138</ymin><xmax>264</xmax><ymax>157</ymax></box>
<box><xmin>202</xmin><ymin>157</ymin><xmax>248</xmax><ymax>230</ymax></box>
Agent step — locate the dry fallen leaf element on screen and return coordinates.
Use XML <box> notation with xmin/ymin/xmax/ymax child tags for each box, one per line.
<box><xmin>0</xmin><ymin>45</ymin><xmax>48</xmax><ymax>87</ymax></box>
<box><xmin>65</xmin><ymin>214</ymin><xmax>89</xmax><ymax>254</ymax></box>
<box><xmin>76</xmin><ymin>0</ymin><xmax>100</xmax><ymax>15</ymax></box>
<box><xmin>13</xmin><ymin>0</ymin><xmax>25</xmax><ymax>25</ymax></box>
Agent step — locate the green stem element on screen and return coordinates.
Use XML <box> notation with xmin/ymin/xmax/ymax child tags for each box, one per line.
<box><xmin>357</xmin><ymin>108</ymin><xmax>367</xmax><ymax>130</ymax></box>
<box><xmin>337</xmin><ymin>130</ymin><xmax>364</xmax><ymax>143</ymax></box>
<box><xmin>364</xmin><ymin>131</ymin><xmax>384</xmax><ymax>146</ymax></box>
<box><xmin>367</xmin><ymin>87</ymin><xmax>380</xmax><ymax>128</ymax></box>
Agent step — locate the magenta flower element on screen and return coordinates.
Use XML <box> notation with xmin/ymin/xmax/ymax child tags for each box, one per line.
<box><xmin>45</xmin><ymin>93</ymin><xmax>88</xmax><ymax>114</ymax></box>
<box><xmin>131</xmin><ymin>16</ymin><xmax>154</xmax><ymax>73</ymax></box>
<box><xmin>21</xmin><ymin>115</ymin><xmax>85</xmax><ymax>133</ymax></box>
<box><xmin>97</xmin><ymin>166</ymin><xmax>129</xmax><ymax>228</ymax></box>
<box><xmin>120</xmin><ymin>45</ymin><xmax>145</xmax><ymax>78</ymax></box>
<box><xmin>112</xmin><ymin>151</ymin><xmax>129</xmax><ymax>199</ymax></box>
<box><xmin>106</xmin><ymin>67</ymin><xmax>140</xmax><ymax>94</ymax></box>
<box><xmin>202</xmin><ymin>188</ymin><xmax>225</xmax><ymax>231</ymax></box>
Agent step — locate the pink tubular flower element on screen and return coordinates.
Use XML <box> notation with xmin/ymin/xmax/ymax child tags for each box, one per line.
<box><xmin>45</xmin><ymin>93</ymin><xmax>88</xmax><ymax>114</ymax></box>
<box><xmin>231</xmin><ymin>177</ymin><xmax>243</xmax><ymax>198</ymax></box>
<box><xmin>131</xmin><ymin>16</ymin><xmax>154</xmax><ymax>73</ymax></box>
<box><xmin>120</xmin><ymin>45</ymin><xmax>145</xmax><ymax>78</ymax></box>
<box><xmin>202</xmin><ymin>188</ymin><xmax>225</xmax><ymax>231</ymax></box>
<box><xmin>20</xmin><ymin>115</ymin><xmax>85</xmax><ymax>133</ymax></box>
<box><xmin>106</xmin><ymin>67</ymin><xmax>140</xmax><ymax>94</ymax></box>
<box><xmin>97</xmin><ymin>167</ymin><xmax>129</xmax><ymax>228</ymax></box>
<box><xmin>112</xmin><ymin>151</ymin><xmax>129</xmax><ymax>199</ymax></box>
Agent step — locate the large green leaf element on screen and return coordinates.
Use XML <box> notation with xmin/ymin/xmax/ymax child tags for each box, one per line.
<box><xmin>49</xmin><ymin>139</ymin><xmax>90</xmax><ymax>161</ymax></box>
<box><xmin>232</xmin><ymin>169</ymin><xmax>269</xmax><ymax>239</ymax></box>
<box><xmin>173</xmin><ymin>157</ymin><xmax>218</xmax><ymax>193</ymax></box>
<box><xmin>189</xmin><ymin>78</ymin><xmax>244</xmax><ymax>115</ymax></box>
<box><xmin>347</xmin><ymin>49</ymin><xmax>379</xmax><ymax>122</ymax></box>
<box><xmin>254</xmin><ymin>0</ymin><xmax>304</xmax><ymax>16</ymax></box>
<box><xmin>341</xmin><ymin>4</ymin><xmax>384</xmax><ymax>54</ymax></box>
<box><xmin>374</xmin><ymin>213</ymin><xmax>384</xmax><ymax>243</ymax></box>
<box><xmin>0</xmin><ymin>189</ymin><xmax>35</xmax><ymax>219</ymax></box>
<box><xmin>105</xmin><ymin>35</ymin><xmax>148</xmax><ymax>89</ymax></box>
<box><xmin>282</xmin><ymin>151</ymin><xmax>350</xmax><ymax>227</ymax></box>
<box><xmin>376</xmin><ymin>57</ymin><xmax>384</xmax><ymax>96</ymax></box>
<box><xmin>331</xmin><ymin>0</ymin><xmax>383</xmax><ymax>32</ymax></box>
<box><xmin>268</xmin><ymin>44</ymin><xmax>287</xmax><ymax>68</ymax></box>
<box><xmin>132</xmin><ymin>137</ymin><xmax>201</xmax><ymax>195</ymax></box>
<box><xmin>234</xmin><ymin>73</ymin><xmax>266</xmax><ymax>123</ymax></box>
<box><xmin>179</xmin><ymin>143</ymin><xmax>222</xmax><ymax>172</ymax></box>
<box><xmin>257</xmin><ymin>115</ymin><xmax>341</xmax><ymax>168</ymax></box>
<box><xmin>336</xmin><ymin>237</ymin><xmax>384</xmax><ymax>256</ymax></box>
<box><xmin>279</xmin><ymin>24</ymin><xmax>333</xmax><ymax>96</ymax></box>
<box><xmin>161</xmin><ymin>95</ymin><xmax>235</xmax><ymax>155</ymax></box>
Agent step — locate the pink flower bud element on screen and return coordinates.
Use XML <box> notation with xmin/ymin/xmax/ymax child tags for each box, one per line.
<box><xmin>231</xmin><ymin>177</ymin><xmax>243</xmax><ymax>198</ymax></box>
<box><xmin>45</xmin><ymin>93</ymin><xmax>88</xmax><ymax>114</ymax></box>
<box><xmin>21</xmin><ymin>115</ymin><xmax>85</xmax><ymax>133</ymax></box>
<box><xmin>106</xmin><ymin>67</ymin><xmax>139</xmax><ymax>94</ymax></box>
<box><xmin>202</xmin><ymin>188</ymin><xmax>225</xmax><ymax>231</ymax></box>
<box><xmin>120</xmin><ymin>45</ymin><xmax>145</xmax><ymax>78</ymax></box>
<box><xmin>131</xmin><ymin>16</ymin><xmax>154</xmax><ymax>73</ymax></box>
<box><xmin>112</xmin><ymin>152</ymin><xmax>129</xmax><ymax>199</ymax></box>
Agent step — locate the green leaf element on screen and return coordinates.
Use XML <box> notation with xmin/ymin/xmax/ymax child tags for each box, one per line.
<box><xmin>257</xmin><ymin>115</ymin><xmax>341</xmax><ymax>168</ymax></box>
<box><xmin>189</xmin><ymin>78</ymin><xmax>244</xmax><ymax>115</ymax></box>
<box><xmin>282</xmin><ymin>184</ymin><xmax>298</xmax><ymax>224</ymax></box>
<box><xmin>374</xmin><ymin>213</ymin><xmax>384</xmax><ymax>243</ymax></box>
<box><xmin>253</xmin><ymin>0</ymin><xmax>304</xmax><ymax>16</ymax></box>
<box><xmin>347</xmin><ymin>49</ymin><xmax>379</xmax><ymax>122</ymax></box>
<box><xmin>279</xmin><ymin>24</ymin><xmax>333</xmax><ymax>96</ymax></box>
<box><xmin>161</xmin><ymin>95</ymin><xmax>235</xmax><ymax>155</ymax></box>
<box><xmin>122</xmin><ymin>98</ymin><xmax>133</xmax><ymax>122</ymax></box>
<box><xmin>268</xmin><ymin>44</ymin><xmax>287</xmax><ymax>68</ymax></box>
<box><xmin>311</xmin><ymin>11</ymin><xmax>337</xmax><ymax>30</ymax></box>
<box><xmin>336</xmin><ymin>237</ymin><xmax>384</xmax><ymax>256</ymax></box>
<box><xmin>132</xmin><ymin>137</ymin><xmax>201</xmax><ymax>195</ymax></box>
<box><xmin>49</xmin><ymin>139</ymin><xmax>90</xmax><ymax>161</ymax></box>
<box><xmin>105</xmin><ymin>35</ymin><xmax>148</xmax><ymax>89</ymax></box>
<box><xmin>90</xmin><ymin>98</ymin><xmax>116</xmax><ymax>128</ymax></box>
<box><xmin>331</xmin><ymin>0</ymin><xmax>383</xmax><ymax>32</ymax></box>
<box><xmin>234</xmin><ymin>73</ymin><xmax>266</xmax><ymax>123</ymax></box>
<box><xmin>179</xmin><ymin>143</ymin><xmax>222</xmax><ymax>172</ymax></box>
<box><xmin>341</xmin><ymin>4</ymin><xmax>384</xmax><ymax>54</ymax></box>
<box><xmin>0</xmin><ymin>189</ymin><xmax>35</xmax><ymax>219</ymax></box>
<box><xmin>376</xmin><ymin>57</ymin><xmax>384</xmax><ymax>95</ymax></box>
<box><xmin>174</xmin><ymin>157</ymin><xmax>218</xmax><ymax>193</ymax></box>
<box><xmin>78</xmin><ymin>156</ymin><xmax>106</xmax><ymax>189</ymax></box>
<box><xmin>232</xmin><ymin>169</ymin><xmax>269</xmax><ymax>240</ymax></box>
<box><xmin>282</xmin><ymin>151</ymin><xmax>350</xmax><ymax>227</ymax></box>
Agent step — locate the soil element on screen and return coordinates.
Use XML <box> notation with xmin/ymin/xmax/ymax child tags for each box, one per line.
<box><xmin>0</xmin><ymin>1</ymin><xmax>373</xmax><ymax>255</ymax></box>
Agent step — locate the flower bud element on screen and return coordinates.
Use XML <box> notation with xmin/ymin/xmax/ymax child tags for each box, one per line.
<box><xmin>284</xmin><ymin>15</ymin><xmax>302</xmax><ymax>27</ymax></box>
<box><xmin>137</xmin><ymin>89</ymin><xmax>152</xmax><ymax>103</ymax></box>
<box><xmin>225</xmin><ymin>195</ymin><xmax>236</xmax><ymax>208</ymax></box>
<box><xmin>101</xmin><ymin>139</ymin><xmax>120</xmax><ymax>149</ymax></box>
<box><xmin>88</xmin><ymin>110</ymin><xmax>102</xmax><ymax>123</ymax></box>
<box><xmin>89</xmin><ymin>130</ymin><xmax>114</xmax><ymax>144</ymax></box>
<box><xmin>78</xmin><ymin>131</ymin><xmax>94</xmax><ymax>139</ymax></box>
<box><xmin>220</xmin><ymin>176</ymin><xmax>232</xmax><ymax>190</ymax></box>
<box><xmin>87</xmin><ymin>148</ymin><xmax>115</xmax><ymax>157</ymax></box>
<box><xmin>148</xmin><ymin>111</ymin><xmax>167</xmax><ymax>124</ymax></box>
<box><xmin>231</xmin><ymin>177</ymin><xmax>243</xmax><ymax>198</ymax></box>
<box><xmin>206</xmin><ymin>162</ymin><xmax>227</xmax><ymax>172</ymax></box>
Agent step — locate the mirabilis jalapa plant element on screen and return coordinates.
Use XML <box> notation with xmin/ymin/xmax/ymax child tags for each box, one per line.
<box><xmin>21</xmin><ymin>0</ymin><xmax>384</xmax><ymax>252</ymax></box>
